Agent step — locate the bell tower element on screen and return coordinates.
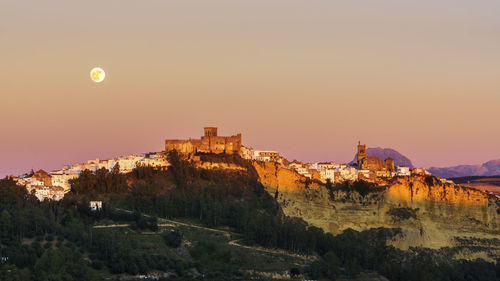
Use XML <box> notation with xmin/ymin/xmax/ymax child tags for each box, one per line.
<box><xmin>357</xmin><ymin>141</ymin><xmax>367</xmax><ymax>169</ymax></box>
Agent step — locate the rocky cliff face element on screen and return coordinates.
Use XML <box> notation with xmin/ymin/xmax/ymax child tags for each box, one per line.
<box><xmin>385</xmin><ymin>176</ymin><xmax>490</xmax><ymax>206</ymax></box>
<box><xmin>251</xmin><ymin>161</ymin><xmax>323</xmax><ymax>192</ymax></box>
<box><xmin>251</xmin><ymin>162</ymin><xmax>500</xmax><ymax>261</ymax></box>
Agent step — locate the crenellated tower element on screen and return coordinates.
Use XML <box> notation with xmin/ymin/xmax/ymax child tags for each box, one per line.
<box><xmin>357</xmin><ymin>141</ymin><xmax>367</xmax><ymax>169</ymax></box>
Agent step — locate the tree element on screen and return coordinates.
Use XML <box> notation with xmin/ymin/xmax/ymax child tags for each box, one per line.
<box><xmin>112</xmin><ymin>163</ymin><xmax>120</xmax><ymax>175</ymax></box>
<box><xmin>163</xmin><ymin>230</ymin><xmax>182</xmax><ymax>248</ymax></box>
<box><xmin>290</xmin><ymin>267</ymin><xmax>300</xmax><ymax>278</ymax></box>
<box><xmin>324</xmin><ymin>252</ymin><xmax>340</xmax><ymax>280</ymax></box>
<box><xmin>0</xmin><ymin>210</ymin><xmax>12</xmax><ymax>244</ymax></box>
<box><xmin>0</xmin><ymin>265</ymin><xmax>30</xmax><ymax>281</ymax></box>
<box><xmin>34</xmin><ymin>248</ymin><xmax>99</xmax><ymax>281</ymax></box>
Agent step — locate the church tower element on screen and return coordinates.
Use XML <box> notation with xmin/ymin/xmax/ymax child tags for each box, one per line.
<box><xmin>357</xmin><ymin>141</ymin><xmax>367</xmax><ymax>169</ymax></box>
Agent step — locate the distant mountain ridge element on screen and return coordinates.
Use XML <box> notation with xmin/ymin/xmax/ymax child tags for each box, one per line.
<box><xmin>350</xmin><ymin>147</ymin><xmax>414</xmax><ymax>168</ymax></box>
<box><xmin>428</xmin><ymin>159</ymin><xmax>500</xmax><ymax>178</ymax></box>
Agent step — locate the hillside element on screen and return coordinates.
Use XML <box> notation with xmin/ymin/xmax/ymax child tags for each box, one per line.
<box><xmin>429</xmin><ymin>159</ymin><xmax>500</xmax><ymax>178</ymax></box>
<box><xmin>349</xmin><ymin>147</ymin><xmax>413</xmax><ymax>168</ymax></box>
<box><xmin>2</xmin><ymin>152</ymin><xmax>499</xmax><ymax>280</ymax></box>
<box><xmin>202</xmin><ymin>156</ymin><xmax>500</xmax><ymax>260</ymax></box>
<box><xmin>2</xmin><ymin>153</ymin><xmax>404</xmax><ymax>281</ymax></box>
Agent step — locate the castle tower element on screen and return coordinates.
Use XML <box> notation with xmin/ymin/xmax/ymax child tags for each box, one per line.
<box><xmin>203</xmin><ymin>127</ymin><xmax>218</xmax><ymax>153</ymax></box>
<box><xmin>204</xmin><ymin>127</ymin><xmax>218</xmax><ymax>137</ymax></box>
<box><xmin>357</xmin><ymin>141</ymin><xmax>367</xmax><ymax>169</ymax></box>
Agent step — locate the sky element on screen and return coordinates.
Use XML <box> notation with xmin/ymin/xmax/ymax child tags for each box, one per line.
<box><xmin>1</xmin><ymin>0</ymin><xmax>500</xmax><ymax>177</ymax></box>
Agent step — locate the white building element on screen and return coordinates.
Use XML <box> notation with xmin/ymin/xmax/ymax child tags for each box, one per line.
<box><xmin>308</xmin><ymin>162</ymin><xmax>364</xmax><ymax>183</ymax></box>
<box><xmin>289</xmin><ymin>162</ymin><xmax>312</xmax><ymax>179</ymax></box>
<box><xmin>50</xmin><ymin>172</ymin><xmax>78</xmax><ymax>191</ymax></box>
<box><xmin>396</xmin><ymin>166</ymin><xmax>411</xmax><ymax>176</ymax></box>
<box><xmin>309</xmin><ymin>162</ymin><xmax>336</xmax><ymax>183</ymax></box>
<box><xmin>253</xmin><ymin>150</ymin><xmax>280</xmax><ymax>162</ymax></box>
<box><xmin>89</xmin><ymin>201</ymin><xmax>103</xmax><ymax>211</ymax></box>
<box><xmin>319</xmin><ymin>169</ymin><xmax>335</xmax><ymax>183</ymax></box>
<box><xmin>59</xmin><ymin>152</ymin><xmax>169</xmax><ymax>175</ymax></box>
<box><xmin>412</xmin><ymin>168</ymin><xmax>430</xmax><ymax>175</ymax></box>
<box><xmin>239</xmin><ymin>146</ymin><xmax>254</xmax><ymax>160</ymax></box>
<box><xmin>26</xmin><ymin>185</ymin><xmax>65</xmax><ymax>201</ymax></box>
<box><xmin>15</xmin><ymin>152</ymin><xmax>170</xmax><ymax>201</ymax></box>
<box><xmin>333</xmin><ymin>165</ymin><xmax>359</xmax><ymax>182</ymax></box>
<box><xmin>357</xmin><ymin>169</ymin><xmax>370</xmax><ymax>179</ymax></box>
<box><xmin>15</xmin><ymin>175</ymin><xmax>67</xmax><ymax>201</ymax></box>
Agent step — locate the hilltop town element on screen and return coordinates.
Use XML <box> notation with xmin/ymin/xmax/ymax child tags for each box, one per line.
<box><xmin>13</xmin><ymin>152</ymin><xmax>170</xmax><ymax>201</ymax></box>
<box><xmin>12</xmin><ymin>127</ymin><xmax>456</xmax><ymax>201</ymax></box>
<box><xmin>3</xmin><ymin>127</ymin><xmax>500</xmax><ymax>280</ymax></box>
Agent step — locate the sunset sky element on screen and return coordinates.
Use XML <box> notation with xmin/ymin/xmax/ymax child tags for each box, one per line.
<box><xmin>1</xmin><ymin>0</ymin><xmax>500</xmax><ymax>177</ymax></box>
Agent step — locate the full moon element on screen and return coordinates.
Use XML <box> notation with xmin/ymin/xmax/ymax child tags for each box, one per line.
<box><xmin>90</xmin><ymin>67</ymin><xmax>105</xmax><ymax>83</ymax></box>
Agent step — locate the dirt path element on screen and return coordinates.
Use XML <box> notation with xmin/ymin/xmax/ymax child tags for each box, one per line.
<box><xmin>99</xmin><ymin>208</ymin><xmax>314</xmax><ymax>260</ymax></box>
<box><xmin>93</xmin><ymin>224</ymin><xmax>130</xmax><ymax>228</ymax></box>
<box><xmin>227</xmin><ymin>238</ymin><xmax>314</xmax><ymax>259</ymax></box>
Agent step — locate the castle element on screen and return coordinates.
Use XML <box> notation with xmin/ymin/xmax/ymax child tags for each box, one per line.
<box><xmin>357</xmin><ymin>142</ymin><xmax>394</xmax><ymax>175</ymax></box>
<box><xmin>165</xmin><ymin>127</ymin><xmax>242</xmax><ymax>155</ymax></box>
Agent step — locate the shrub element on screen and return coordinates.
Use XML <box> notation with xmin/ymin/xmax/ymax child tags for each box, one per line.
<box><xmin>91</xmin><ymin>260</ymin><xmax>104</xmax><ymax>270</ymax></box>
<box><xmin>290</xmin><ymin>267</ymin><xmax>301</xmax><ymax>278</ymax></box>
<box><xmin>387</xmin><ymin>207</ymin><xmax>419</xmax><ymax>222</ymax></box>
<box><xmin>331</xmin><ymin>180</ymin><xmax>380</xmax><ymax>197</ymax></box>
<box><xmin>163</xmin><ymin>230</ymin><xmax>182</xmax><ymax>248</ymax></box>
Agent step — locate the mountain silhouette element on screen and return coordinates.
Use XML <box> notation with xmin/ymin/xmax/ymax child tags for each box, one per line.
<box><xmin>428</xmin><ymin>159</ymin><xmax>500</xmax><ymax>178</ymax></box>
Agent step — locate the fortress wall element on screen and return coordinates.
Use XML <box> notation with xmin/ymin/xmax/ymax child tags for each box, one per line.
<box><xmin>165</xmin><ymin>129</ymin><xmax>242</xmax><ymax>155</ymax></box>
<box><xmin>165</xmin><ymin>139</ymin><xmax>202</xmax><ymax>153</ymax></box>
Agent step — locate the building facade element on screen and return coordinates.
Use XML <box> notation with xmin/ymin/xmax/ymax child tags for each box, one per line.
<box><xmin>253</xmin><ymin>150</ymin><xmax>280</xmax><ymax>162</ymax></box>
<box><xmin>357</xmin><ymin>142</ymin><xmax>395</xmax><ymax>174</ymax></box>
<box><xmin>165</xmin><ymin>127</ymin><xmax>242</xmax><ymax>155</ymax></box>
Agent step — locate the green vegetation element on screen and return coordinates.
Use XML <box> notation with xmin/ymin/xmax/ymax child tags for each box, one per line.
<box><xmin>387</xmin><ymin>207</ymin><xmax>419</xmax><ymax>222</ymax></box>
<box><xmin>1</xmin><ymin>151</ymin><xmax>499</xmax><ymax>280</ymax></box>
<box><xmin>327</xmin><ymin>179</ymin><xmax>383</xmax><ymax>198</ymax></box>
<box><xmin>162</xmin><ymin>230</ymin><xmax>182</xmax><ymax>248</ymax></box>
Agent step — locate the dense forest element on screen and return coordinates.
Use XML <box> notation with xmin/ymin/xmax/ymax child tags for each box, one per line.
<box><xmin>0</xmin><ymin>151</ymin><xmax>499</xmax><ymax>280</ymax></box>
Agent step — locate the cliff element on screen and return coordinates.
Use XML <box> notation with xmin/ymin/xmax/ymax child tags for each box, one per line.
<box><xmin>251</xmin><ymin>161</ymin><xmax>323</xmax><ymax>192</ymax></box>
<box><xmin>385</xmin><ymin>176</ymin><xmax>489</xmax><ymax>206</ymax></box>
<box><xmin>191</xmin><ymin>157</ymin><xmax>500</xmax><ymax>260</ymax></box>
<box><xmin>250</xmin><ymin>162</ymin><xmax>500</xmax><ymax>260</ymax></box>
